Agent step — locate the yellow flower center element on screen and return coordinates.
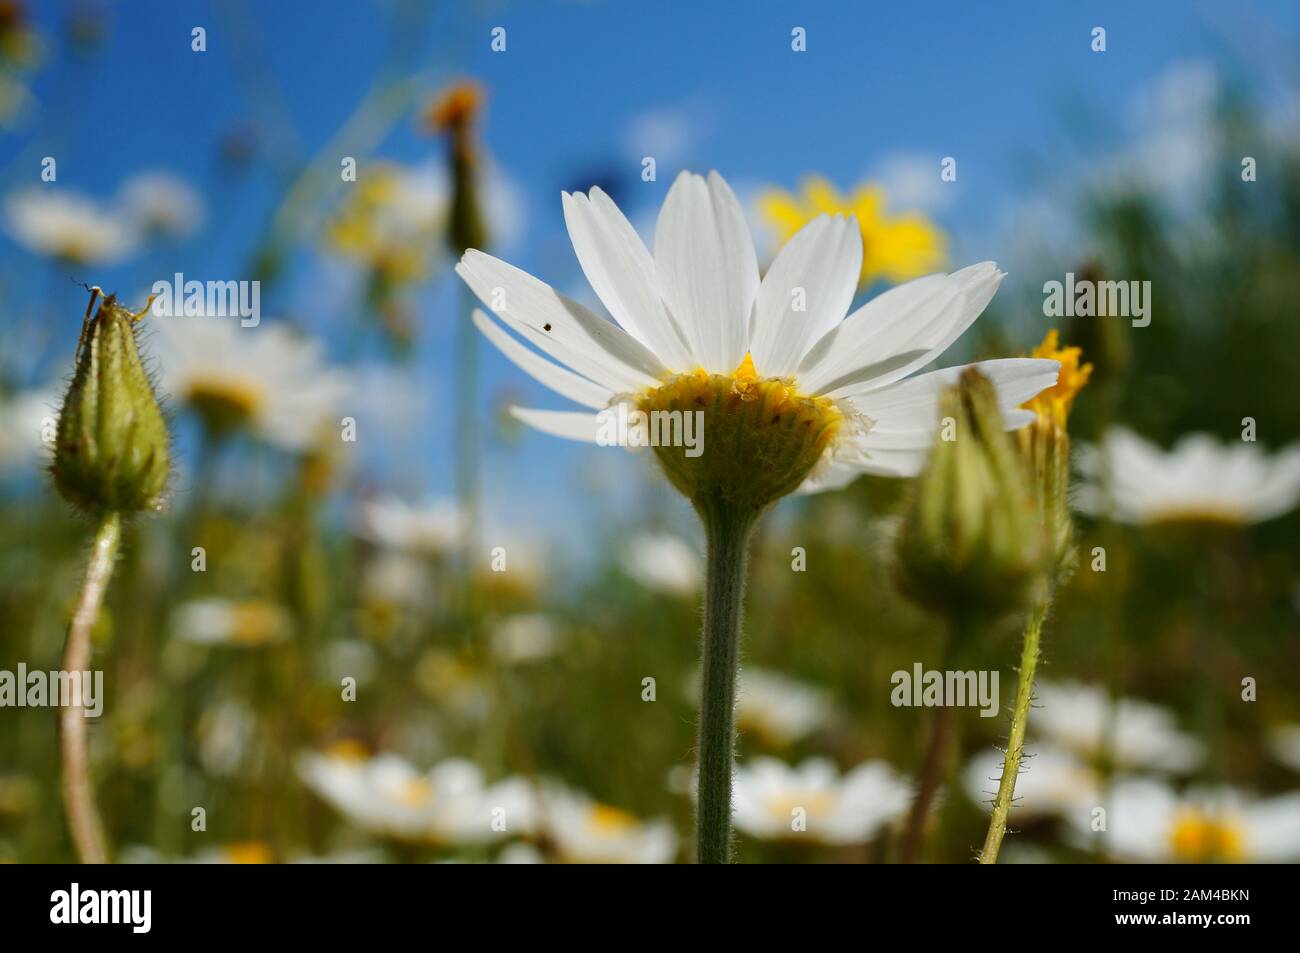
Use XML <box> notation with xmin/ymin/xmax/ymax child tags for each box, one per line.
<box><xmin>222</xmin><ymin>842</ymin><xmax>274</xmax><ymax>864</ymax></box>
<box><xmin>637</xmin><ymin>353</ymin><xmax>847</xmax><ymax>510</ymax></box>
<box><xmin>325</xmin><ymin>739</ymin><xmax>369</xmax><ymax>761</ymax></box>
<box><xmin>228</xmin><ymin>601</ymin><xmax>286</xmax><ymax>645</ymax></box>
<box><xmin>392</xmin><ymin>778</ymin><xmax>434</xmax><ymax>808</ymax></box>
<box><xmin>1146</xmin><ymin>506</ymin><xmax>1249</xmax><ymax>528</ymax></box>
<box><xmin>184</xmin><ymin>376</ymin><xmax>264</xmax><ymax>436</ymax></box>
<box><xmin>767</xmin><ymin>790</ymin><xmax>837</xmax><ymax>822</ymax></box>
<box><xmin>587</xmin><ymin>803</ymin><xmax>639</xmax><ymax>835</ymax></box>
<box><xmin>1169</xmin><ymin>810</ymin><xmax>1246</xmax><ymax>862</ymax></box>
<box><xmin>1023</xmin><ymin>329</ymin><xmax>1092</xmax><ymax>428</ymax></box>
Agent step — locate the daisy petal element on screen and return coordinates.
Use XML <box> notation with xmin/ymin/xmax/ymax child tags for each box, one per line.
<box><xmin>849</xmin><ymin>358</ymin><xmax>1061</xmax><ymax>429</ymax></box>
<box><xmin>509</xmin><ymin>407</ymin><xmax>603</xmax><ymax>444</ymax></box>
<box><xmin>798</xmin><ymin>263</ymin><xmax>1004</xmax><ymax>396</ymax></box>
<box><xmin>473</xmin><ymin>309</ymin><xmax>612</xmax><ymax>410</ymax></box>
<box><xmin>562</xmin><ymin>189</ymin><xmax>694</xmax><ymax>368</ymax></box>
<box><xmin>750</xmin><ymin>214</ymin><xmax>862</xmax><ymax>377</ymax></box>
<box><xmin>654</xmin><ymin>171</ymin><xmax>759</xmax><ymax>372</ymax></box>
<box><xmin>457</xmin><ymin>251</ymin><xmax>667</xmax><ymax>394</ymax></box>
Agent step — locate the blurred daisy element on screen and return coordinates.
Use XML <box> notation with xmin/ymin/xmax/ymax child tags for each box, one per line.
<box><xmin>458</xmin><ymin>170</ymin><xmax>1058</xmax><ymax>491</ymax></box>
<box><xmin>0</xmin><ymin>387</ymin><xmax>54</xmax><ymax>471</ymax></box>
<box><xmin>1072</xmin><ymin>778</ymin><xmax>1300</xmax><ymax>863</ymax></box>
<box><xmin>1077</xmin><ymin>428</ymin><xmax>1300</xmax><ymax>526</ymax></box>
<box><xmin>327</xmin><ymin>161</ymin><xmax>445</xmax><ymax>288</ymax></box>
<box><xmin>195</xmin><ymin>699</ymin><xmax>256</xmax><ymax>777</ymax></box>
<box><xmin>490</xmin><ymin>613</ymin><xmax>562</xmax><ymax>663</ymax></box>
<box><xmin>353</xmin><ymin>495</ymin><xmax>465</xmax><ymax>556</ymax></box>
<box><xmin>298</xmin><ymin>749</ymin><xmax>535</xmax><ymax>846</ymax></box>
<box><xmin>965</xmin><ymin>742</ymin><xmax>1101</xmax><ymax>820</ymax></box>
<box><xmin>734</xmin><ymin>668</ymin><xmax>831</xmax><ymax>746</ymax></box>
<box><xmin>171</xmin><ymin>598</ymin><xmax>291</xmax><ymax>647</ymax></box>
<box><xmin>539</xmin><ymin>784</ymin><xmax>677</xmax><ymax>863</ymax></box>
<box><xmin>756</xmin><ymin>175</ymin><xmax>946</xmax><ymax>286</ymax></box>
<box><xmin>731</xmin><ymin>756</ymin><xmax>910</xmax><ymax>844</ymax></box>
<box><xmin>4</xmin><ymin>187</ymin><xmax>139</xmax><ymax>264</ymax></box>
<box><xmin>118</xmin><ymin>171</ymin><xmax>205</xmax><ymax>239</ymax></box>
<box><xmin>1033</xmin><ymin>681</ymin><xmax>1203</xmax><ymax>773</ymax></box>
<box><xmin>1268</xmin><ymin>724</ymin><xmax>1300</xmax><ymax>773</ymax></box>
<box><xmin>620</xmin><ymin>531</ymin><xmax>701</xmax><ymax>596</ymax></box>
<box><xmin>150</xmin><ymin>318</ymin><xmax>350</xmax><ymax>451</ymax></box>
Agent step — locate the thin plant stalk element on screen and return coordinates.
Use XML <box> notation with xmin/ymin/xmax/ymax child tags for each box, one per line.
<box><xmin>978</xmin><ymin>599</ymin><xmax>1048</xmax><ymax>864</ymax></box>
<box><xmin>61</xmin><ymin>510</ymin><xmax>122</xmax><ymax>865</ymax></box>
<box><xmin>899</xmin><ymin>625</ymin><xmax>964</xmax><ymax>863</ymax></box>
<box><xmin>695</xmin><ymin>501</ymin><xmax>756</xmax><ymax>864</ymax></box>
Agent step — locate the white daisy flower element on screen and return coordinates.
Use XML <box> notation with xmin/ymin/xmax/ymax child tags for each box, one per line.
<box><xmin>149</xmin><ymin>317</ymin><xmax>350</xmax><ymax>451</ymax></box>
<box><xmin>1077</xmin><ymin>428</ymin><xmax>1300</xmax><ymax>525</ymax></box>
<box><xmin>731</xmin><ymin>756</ymin><xmax>910</xmax><ymax>844</ymax></box>
<box><xmin>620</xmin><ymin>531</ymin><xmax>701</xmax><ymax>595</ymax></box>
<box><xmin>734</xmin><ymin>668</ymin><xmax>832</xmax><ymax>746</ymax></box>
<box><xmin>4</xmin><ymin>187</ymin><xmax>139</xmax><ymax>264</ymax></box>
<box><xmin>490</xmin><ymin>613</ymin><xmax>562</xmax><ymax>663</ymax></box>
<box><xmin>0</xmin><ymin>388</ymin><xmax>55</xmax><ymax>471</ymax></box>
<box><xmin>1267</xmin><ymin>724</ymin><xmax>1300</xmax><ymax>773</ymax></box>
<box><xmin>297</xmin><ymin>750</ymin><xmax>536</xmax><ymax>846</ymax></box>
<box><xmin>1070</xmin><ymin>778</ymin><xmax>1300</xmax><ymax>863</ymax></box>
<box><xmin>964</xmin><ymin>742</ymin><xmax>1101</xmax><ymax>820</ymax></box>
<box><xmin>1033</xmin><ymin>681</ymin><xmax>1204</xmax><ymax>773</ymax></box>
<box><xmin>457</xmin><ymin>170</ymin><xmax>1058</xmax><ymax>494</ymax></box>
<box><xmin>353</xmin><ymin>495</ymin><xmax>466</xmax><ymax>556</ymax></box>
<box><xmin>171</xmin><ymin>598</ymin><xmax>292</xmax><ymax>647</ymax></box>
<box><xmin>538</xmin><ymin>784</ymin><xmax>677</xmax><ymax>863</ymax></box>
<box><xmin>118</xmin><ymin>171</ymin><xmax>205</xmax><ymax>239</ymax></box>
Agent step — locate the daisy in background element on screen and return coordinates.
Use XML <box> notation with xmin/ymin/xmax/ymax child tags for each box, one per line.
<box><xmin>1031</xmin><ymin>680</ymin><xmax>1204</xmax><ymax>773</ymax></box>
<box><xmin>730</xmin><ymin>757</ymin><xmax>910</xmax><ymax>845</ymax></box>
<box><xmin>297</xmin><ymin>748</ymin><xmax>535</xmax><ymax>847</ymax></box>
<box><xmin>537</xmin><ymin>783</ymin><xmax>677</xmax><ymax>863</ymax></box>
<box><xmin>965</xmin><ymin>742</ymin><xmax>1102</xmax><ymax>821</ymax></box>
<box><xmin>117</xmin><ymin>171</ymin><xmax>205</xmax><ymax>240</ymax></box>
<box><xmin>734</xmin><ymin>668</ymin><xmax>832</xmax><ymax>747</ymax></box>
<box><xmin>1076</xmin><ymin>428</ymin><xmax>1300</xmax><ymax>525</ymax></box>
<box><xmin>170</xmin><ymin>598</ymin><xmax>292</xmax><ymax>647</ymax></box>
<box><xmin>353</xmin><ymin>495</ymin><xmax>466</xmax><ymax>557</ymax></box>
<box><xmin>457</xmin><ymin>168</ymin><xmax>1058</xmax><ymax>862</ymax></box>
<box><xmin>620</xmin><ymin>531</ymin><xmax>701</xmax><ymax>596</ymax></box>
<box><xmin>1268</xmin><ymin>724</ymin><xmax>1300</xmax><ymax>773</ymax></box>
<box><xmin>0</xmin><ymin>387</ymin><xmax>54</xmax><ymax>472</ymax></box>
<box><xmin>490</xmin><ymin>612</ymin><xmax>562</xmax><ymax>663</ymax></box>
<box><xmin>150</xmin><ymin>317</ymin><xmax>351</xmax><ymax>452</ymax></box>
<box><xmin>4</xmin><ymin>187</ymin><xmax>139</xmax><ymax>264</ymax></box>
<box><xmin>756</xmin><ymin>175</ymin><xmax>946</xmax><ymax>287</ymax></box>
<box><xmin>1069</xmin><ymin>778</ymin><xmax>1300</xmax><ymax>863</ymax></box>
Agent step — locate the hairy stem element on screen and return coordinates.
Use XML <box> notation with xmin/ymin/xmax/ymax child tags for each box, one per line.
<box><xmin>979</xmin><ymin>600</ymin><xmax>1048</xmax><ymax>864</ymax></box>
<box><xmin>62</xmin><ymin>510</ymin><xmax>121</xmax><ymax>864</ymax></box>
<box><xmin>695</xmin><ymin>500</ymin><xmax>756</xmax><ymax>864</ymax></box>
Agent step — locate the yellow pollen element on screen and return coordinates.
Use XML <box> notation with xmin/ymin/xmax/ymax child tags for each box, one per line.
<box><xmin>1023</xmin><ymin>330</ymin><xmax>1092</xmax><ymax>428</ymax></box>
<box><xmin>1169</xmin><ymin>810</ymin><xmax>1246</xmax><ymax>863</ymax></box>
<box><xmin>227</xmin><ymin>601</ymin><xmax>286</xmax><ymax>645</ymax></box>
<box><xmin>637</xmin><ymin>353</ymin><xmax>846</xmax><ymax>509</ymax></box>
<box><xmin>588</xmin><ymin>803</ymin><xmax>639</xmax><ymax>835</ymax></box>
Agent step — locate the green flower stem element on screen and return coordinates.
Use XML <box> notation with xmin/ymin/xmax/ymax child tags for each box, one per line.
<box><xmin>695</xmin><ymin>500</ymin><xmax>757</xmax><ymax>864</ymax></box>
<box><xmin>62</xmin><ymin>510</ymin><xmax>121</xmax><ymax>865</ymax></box>
<box><xmin>899</xmin><ymin>622</ymin><xmax>965</xmax><ymax>863</ymax></box>
<box><xmin>979</xmin><ymin>599</ymin><xmax>1048</xmax><ymax>865</ymax></box>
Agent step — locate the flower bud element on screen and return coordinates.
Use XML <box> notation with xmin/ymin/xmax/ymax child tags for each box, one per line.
<box><xmin>52</xmin><ymin>291</ymin><xmax>170</xmax><ymax>513</ymax></box>
<box><xmin>427</xmin><ymin>79</ymin><xmax>490</xmax><ymax>255</ymax></box>
<box><xmin>894</xmin><ymin>368</ymin><xmax>1046</xmax><ymax>623</ymax></box>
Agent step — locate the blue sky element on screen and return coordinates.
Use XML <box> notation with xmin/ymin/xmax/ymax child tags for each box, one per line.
<box><xmin>4</xmin><ymin>0</ymin><xmax>1298</xmax><ymax>559</ymax></box>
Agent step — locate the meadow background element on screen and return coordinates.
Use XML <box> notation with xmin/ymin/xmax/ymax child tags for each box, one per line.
<box><xmin>0</xmin><ymin>0</ymin><xmax>1298</xmax><ymax>863</ymax></box>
